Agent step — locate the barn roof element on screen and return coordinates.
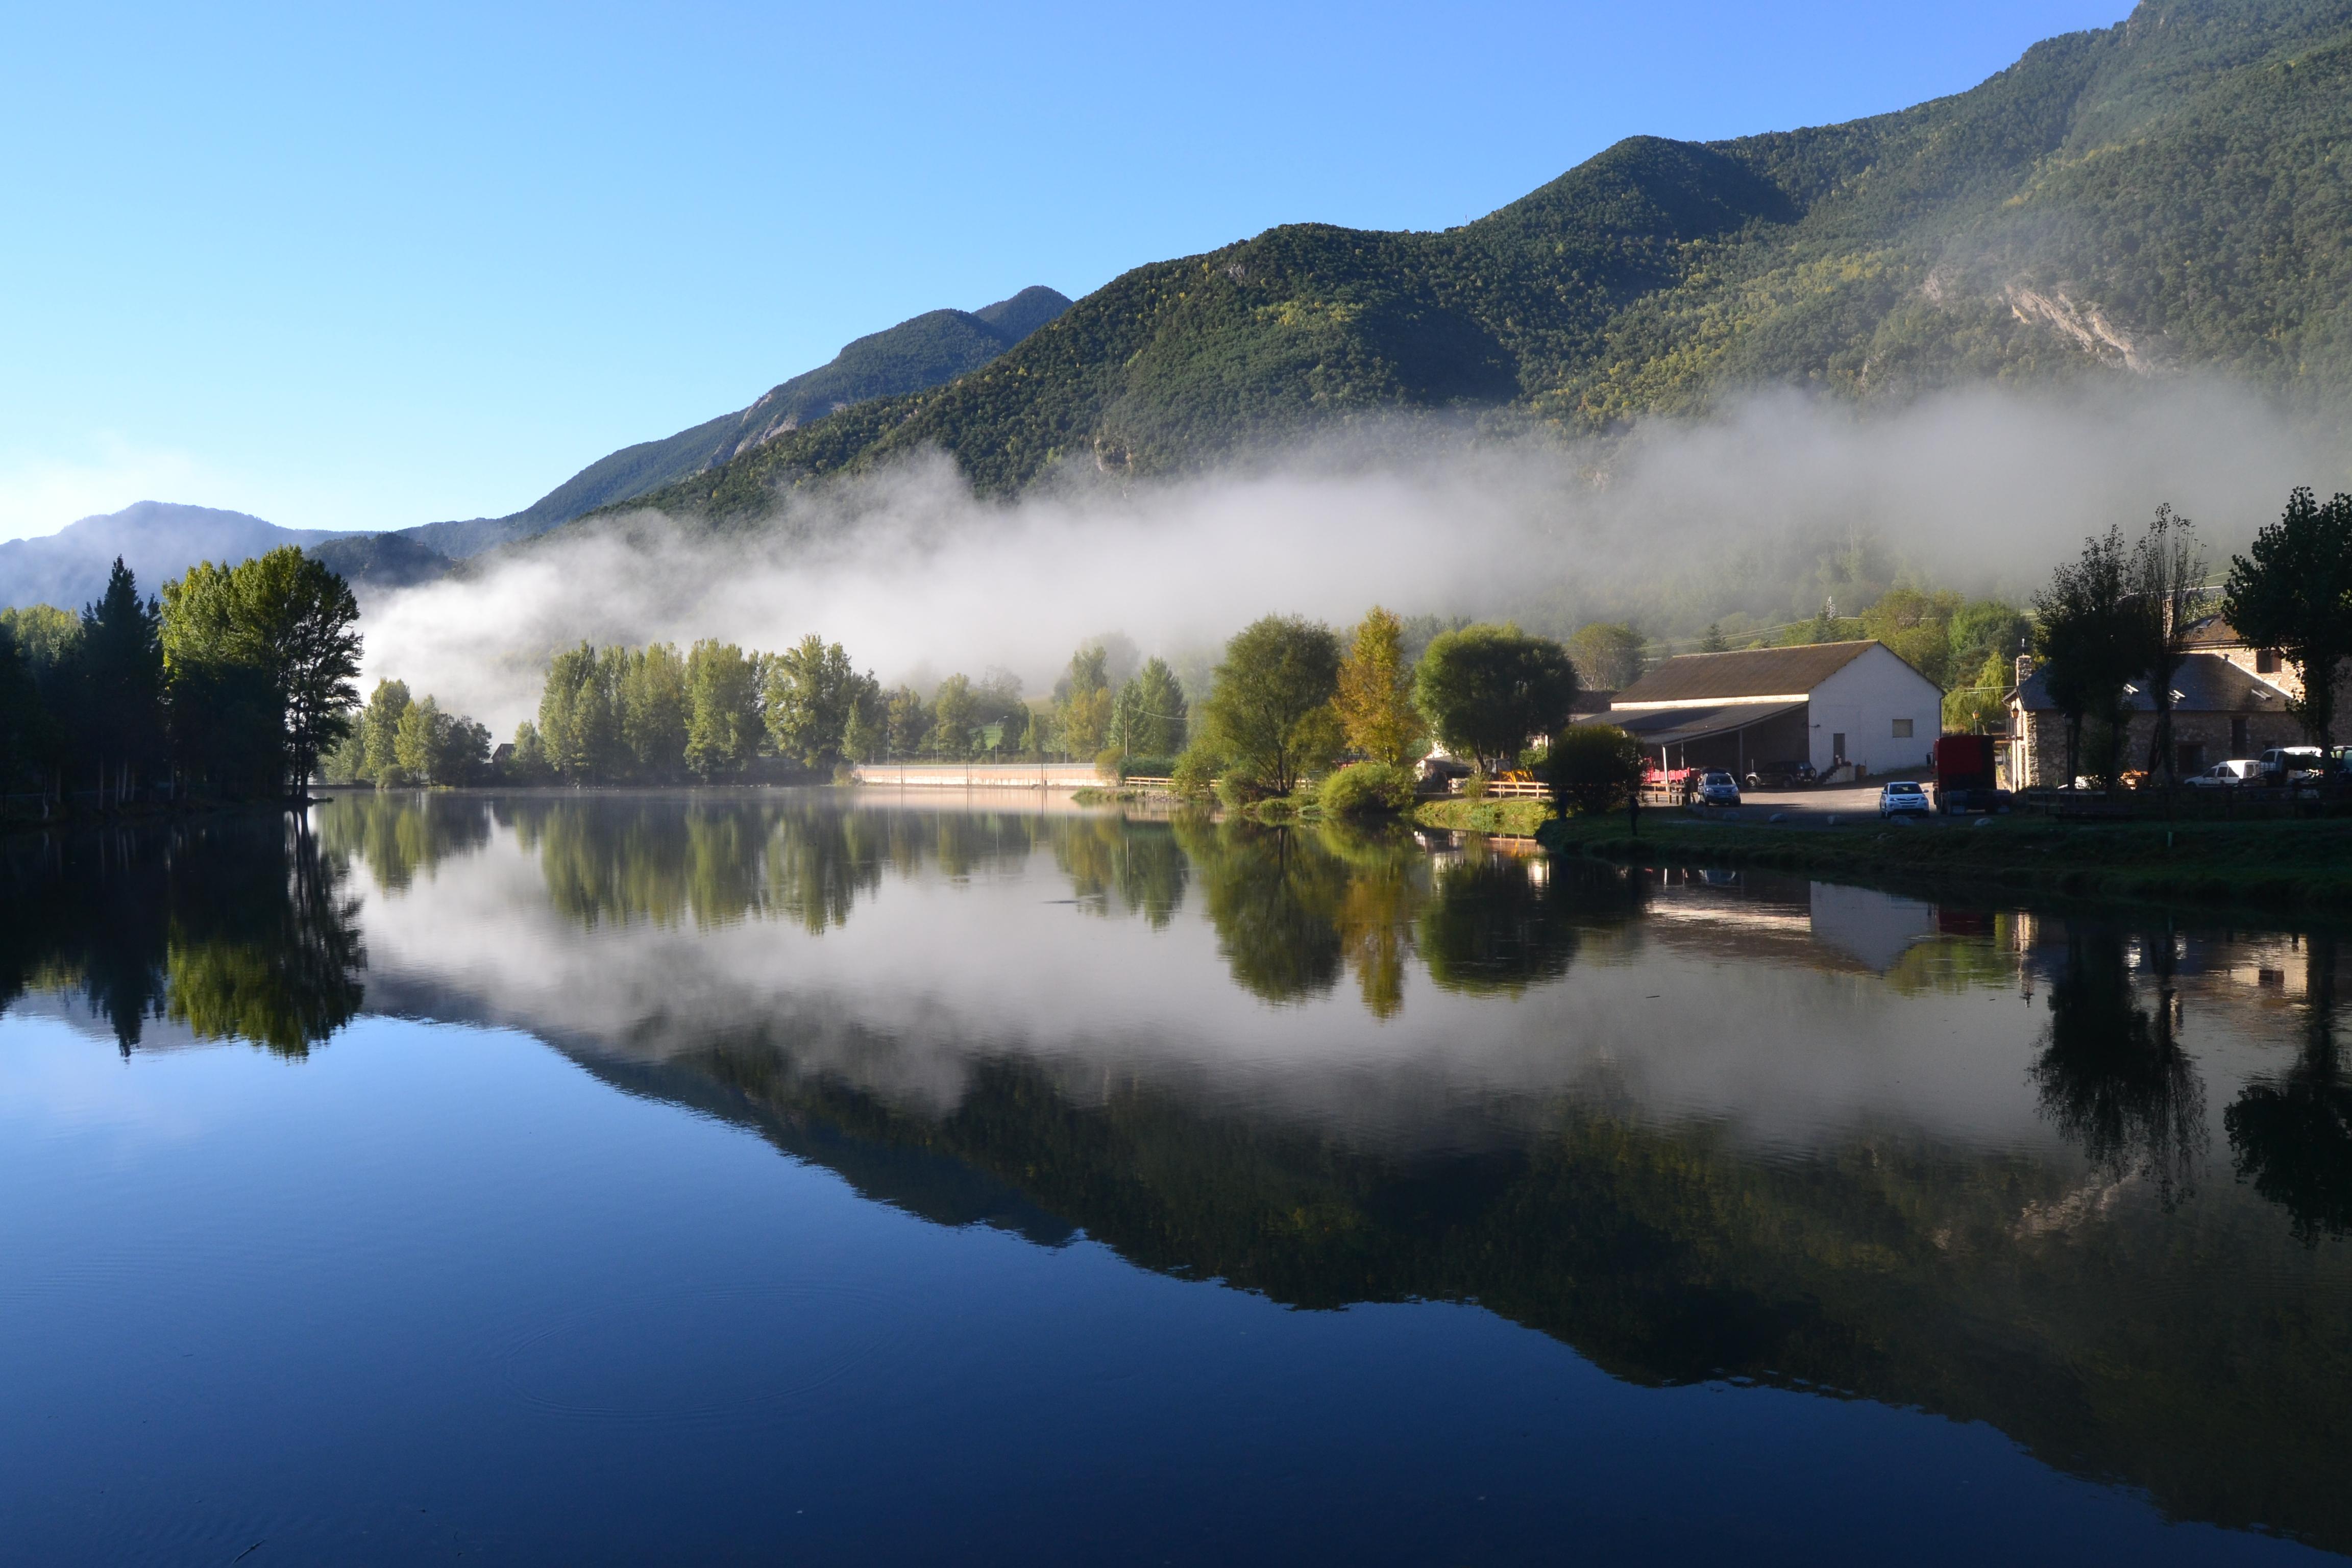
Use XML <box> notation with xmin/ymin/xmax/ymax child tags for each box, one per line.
<box><xmin>1609</xmin><ymin>700</ymin><xmax>1806</xmax><ymax>747</ymax></box>
<box><xmin>1613</xmin><ymin>641</ymin><xmax>1882</xmax><ymax>705</ymax></box>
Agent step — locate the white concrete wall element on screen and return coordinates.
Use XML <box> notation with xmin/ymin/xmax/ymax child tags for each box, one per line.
<box><xmin>1805</xmin><ymin>645</ymin><xmax>1944</xmax><ymax>777</ymax></box>
<box><xmin>850</xmin><ymin>763</ymin><xmax>1101</xmax><ymax>790</ymax></box>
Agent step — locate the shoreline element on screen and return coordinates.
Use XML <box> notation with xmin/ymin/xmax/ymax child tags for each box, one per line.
<box><xmin>1536</xmin><ymin>810</ymin><xmax>2352</xmax><ymax>914</ymax></box>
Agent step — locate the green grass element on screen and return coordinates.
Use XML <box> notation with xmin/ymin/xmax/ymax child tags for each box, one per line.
<box><xmin>1538</xmin><ymin>810</ymin><xmax>2352</xmax><ymax>910</ymax></box>
<box><xmin>1414</xmin><ymin>797</ymin><xmax>1556</xmax><ymax>836</ymax></box>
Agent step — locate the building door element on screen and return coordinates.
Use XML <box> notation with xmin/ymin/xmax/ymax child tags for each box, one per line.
<box><xmin>1832</xmin><ymin>732</ymin><xmax>1846</xmax><ymax>764</ymax></box>
<box><xmin>2232</xmin><ymin>716</ymin><xmax>2249</xmax><ymax>756</ymax></box>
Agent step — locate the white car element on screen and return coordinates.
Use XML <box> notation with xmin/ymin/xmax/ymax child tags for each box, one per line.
<box><xmin>1878</xmin><ymin>780</ymin><xmax>1931</xmax><ymax>819</ymax></box>
<box><xmin>2188</xmin><ymin>760</ymin><xmax>2260</xmax><ymax>788</ymax></box>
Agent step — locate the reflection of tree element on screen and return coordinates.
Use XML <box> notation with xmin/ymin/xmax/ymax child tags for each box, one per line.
<box><xmin>1178</xmin><ymin>818</ymin><xmax>1347</xmax><ymax>1003</ymax></box>
<box><xmin>0</xmin><ymin>815</ymin><xmax>364</xmax><ymax>1057</ymax></box>
<box><xmin>2227</xmin><ymin>934</ymin><xmax>2352</xmax><ymax>1245</ymax></box>
<box><xmin>166</xmin><ymin>821</ymin><xmax>364</xmax><ymax>1056</ymax></box>
<box><xmin>319</xmin><ymin>791</ymin><xmax>491</xmax><ymax>893</ymax></box>
<box><xmin>1318</xmin><ymin>824</ymin><xmax>1423</xmax><ymax>1017</ymax></box>
<box><xmin>2030</xmin><ymin>922</ymin><xmax>2206</xmax><ymax>1208</ymax></box>
<box><xmin>1420</xmin><ymin>846</ymin><xmax>1646</xmax><ymax>997</ymax></box>
<box><xmin>1054</xmin><ymin>816</ymin><xmax>1188</xmax><ymax>928</ymax></box>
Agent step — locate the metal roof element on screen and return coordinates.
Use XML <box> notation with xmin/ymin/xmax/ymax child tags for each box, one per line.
<box><xmin>1613</xmin><ymin>641</ymin><xmax>1881</xmax><ymax>705</ymax></box>
<box><xmin>2013</xmin><ymin>652</ymin><xmax>2288</xmax><ymax>714</ymax></box>
<box><xmin>1606</xmin><ymin>700</ymin><xmax>1806</xmax><ymax>748</ymax></box>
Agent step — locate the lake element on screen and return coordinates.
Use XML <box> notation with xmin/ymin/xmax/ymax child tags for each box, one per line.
<box><xmin>4</xmin><ymin>790</ymin><xmax>2348</xmax><ymax>1564</ymax></box>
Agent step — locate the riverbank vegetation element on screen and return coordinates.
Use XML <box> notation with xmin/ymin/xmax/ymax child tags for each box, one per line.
<box><xmin>1</xmin><ymin>550</ymin><xmax>361</xmax><ymax>812</ymax></box>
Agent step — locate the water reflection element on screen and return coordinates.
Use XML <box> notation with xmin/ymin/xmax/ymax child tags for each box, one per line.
<box><xmin>0</xmin><ymin>816</ymin><xmax>363</xmax><ymax>1056</ymax></box>
<box><xmin>15</xmin><ymin>792</ymin><xmax>2352</xmax><ymax>1554</ymax></box>
<box><xmin>2030</xmin><ymin>921</ymin><xmax>2208</xmax><ymax>1209</ymax></box>
<box><xmin>2227</xmin><ymin>933</ymin><xmax>2352</xmax><ymax>1245</ymax></box>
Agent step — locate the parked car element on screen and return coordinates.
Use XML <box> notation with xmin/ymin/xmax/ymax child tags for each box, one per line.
<box><xmin>1694</xmin><ymin>770</ymin><xmax>1742</xmax><ymax>806</ymax></box>
<box><xmin>2259</xmin><ymin>746</ymin><xmax>2324</xmax><ymax>783</ymax></box>
<box><xmin>1878</xmin><ymin>780</ymin><xmax>1931</xmax><ymax>819</ymax></box>
<box><xmin>2188</xmin><ymin>759</ymin><xmax>2260</xmax><ymax>788</ymax></box>
<box><xmin>1745</xmin><ymin>759</ymin><xmax>1817</xmax><ymax>790</ymax></box>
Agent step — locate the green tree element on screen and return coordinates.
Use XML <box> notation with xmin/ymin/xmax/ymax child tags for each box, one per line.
<box><xmin>393</xmin><ymin>695</ymin><xmax>443</xmax><ymax>783</ymax></box>
<box><xmin>1413</xmin><ymin>623</ymin><xmax>1579</xmax><ymax>774</ymax></box>
<box><xmin>841</xmin><ymin>676</ymin><xmax>887</xmax><ymax>763</ymax></box>
<box><xmin>2035</xmin><ymin>527</ymin><xmax>2136</xmax><ymax>790</ymax></box>
<box><xmin>885</xmin><ymin>686</ymin><xmax>931</xmax><ymax>757</ymax></box>
<box><xmin>1198</xmin><ymin>616</ymin><xmax>1342</xmax><ymax>796</ymax></box>
<box><xmin>686</xmin><ymin>640</ymin><xmax>765</xmax><ymax>778</ymax></box>
<box><xmin>1108</xmin><ymin>656</ymin><xmax>1189</xmax><ymax>762</ymax></box>
<box><xmin>1546</xmin><ymin>723</ymin><xmax>1643</xmax><ymax>814</ymax></box>
<box><xmin>620</xmin><ymin>642</ymin><xmax>690</xmax><ymax>780</ymax></box>
<box><xmin>537</xmin><ymin>643</ymin><xmax>618</xmax><ymax>781</ymax></box>
<box><xmin>1054</xmin><ymin>644</ymin><xmax>1114</xmax><ymax>759</ymax></box>
<box><xmin>1333</xmin><ymin>607</ymin><xmax>1421</xmax><ymax>766</ymax></box>
<box><xmin>361</xmin><ymin>679</ymin><xmax>413</xmax><ymax>786</ymax></box>
<box><xmin>159</xmin><ymin>547</ymin><xmax>361</xmax><ymax>794</ymax></box>
<box><xmin>2223</xmin><ymin>487</ymin><xmax>2352</xmax><ymax>753</ymax></box>
<box><xmin>930</xmin><ymin>673</ymin><xmax>979</xmax><ymax>758</ymax></box>
<box><xmin>765</xmin><ymin>634</ymin><xmax>859</xmax><ymax>770</ymax></box>
<box><xmin>75</xmin><ymin>557</ymin><xmax>165</xmax><ymax>795</ymax></box>
<box><xmin>1860</xmin><ymin>585</ymin><xmax>1963</xmax><ymax>686</ymax></box>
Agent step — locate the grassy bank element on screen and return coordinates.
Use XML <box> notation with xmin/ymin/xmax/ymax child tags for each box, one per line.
<box><xmin>1413</xmin><ymin>797</ymin><xmax>1555</xmax><ymax>836</ymax></box>
<box><xmin>1538</xmin><ymin>811</ymin><xmax>2352</xmax><ymax>911</ymax></box>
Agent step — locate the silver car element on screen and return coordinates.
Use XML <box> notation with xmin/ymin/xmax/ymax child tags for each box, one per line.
<box><xmin>1878</xmin><ymin>780</ymin><xmax>1931</xmax><ymax>819</ymax></box>
<box><xmin>1694</xmin><ymin>770</ymin><xmax>1742</xmax><ymax>806</ymax></box>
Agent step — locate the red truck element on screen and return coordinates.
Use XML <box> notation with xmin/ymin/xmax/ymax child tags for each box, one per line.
<box><xmin>1932</xmin><ymin>734</ymin><xmax>2002</xmax><ymax>813</ymax></box>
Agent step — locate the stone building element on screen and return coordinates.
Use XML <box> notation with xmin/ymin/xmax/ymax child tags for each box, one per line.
<box><xmin>2005</xmin><ymin>647</ymin><xmax>2302</xmax><ymax>788</ymax></box>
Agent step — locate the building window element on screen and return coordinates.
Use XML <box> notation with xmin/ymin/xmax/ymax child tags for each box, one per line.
<box><xmin>1892</xmin><ymin>718</ymin><xmax>1913</xmax><ymax>739</ymax></box>
<box><xmin>2178</xmin><ymin>742</ymin><xmax>2205</xmax><ymax>775</ymax></box>
<box><xmin>2257</xmin><ymin>648</ymin><xmax>2281</xmax><ymax>674</ymax></box>
<box><xmin>2232</xmin><ymin>716</ymin><xmax>2250</xmax><ymax>755</ymax></box>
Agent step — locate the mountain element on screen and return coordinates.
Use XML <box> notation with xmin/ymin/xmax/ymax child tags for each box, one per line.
<box><xmin>614</xmin><ymin>0</ymin><xmax>2352</xmax><ymax>515</ymax></box>
<box><xmin>400</xmin><ymin>285</ymin><xmax>1070</xmax><ymax>556</ymax></box>
<box><xmin>0</xmin><ymin>502</ymin><xmax>347</xmax><ymax>611</ymax></box>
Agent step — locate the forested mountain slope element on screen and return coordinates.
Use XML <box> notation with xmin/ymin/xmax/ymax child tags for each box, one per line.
<box><xmin>404</xmin><ymin>285</ymin><xmax>1069</xmax><ymax>555</ymax></box>
<box><xmin>623</xmin><ymin>0</ymin><xmax>2352</xmax><ymax>515</ymax></box>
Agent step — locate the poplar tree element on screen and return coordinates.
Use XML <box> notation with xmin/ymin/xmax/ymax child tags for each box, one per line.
<box><xmin>1333</xmin><ymin>606</ymin><xmax>1421</xmax><ymax>766</ymax></box>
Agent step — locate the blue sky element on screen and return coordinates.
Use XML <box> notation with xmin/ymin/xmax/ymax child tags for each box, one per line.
<box><xmin>0</xmin><ymin>1</ymin><xmax>2132</xmax><ymax>541</ymax></box>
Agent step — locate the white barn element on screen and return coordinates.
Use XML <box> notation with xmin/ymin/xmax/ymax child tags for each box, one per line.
<box><xmin>1604</xmin><ymin>641</ymin><xmax>1943</xmax><ymax>779</ymax></box>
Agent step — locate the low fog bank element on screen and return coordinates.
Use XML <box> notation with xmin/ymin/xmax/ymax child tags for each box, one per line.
<box><xmin>361</xmin><ymin>378</ymin><xmax>2348</xmax><ymax>734</ymax></box>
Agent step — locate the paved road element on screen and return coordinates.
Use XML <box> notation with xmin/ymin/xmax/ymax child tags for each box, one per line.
<box><xmin>1692</xmin><ymin>785</ymin><xmax>1932</xmax><ymax>826</ymax></box>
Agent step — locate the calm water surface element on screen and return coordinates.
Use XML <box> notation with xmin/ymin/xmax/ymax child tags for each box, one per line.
<box><xmin>4</xmin><ymin>790</ymin><xmax>2349</xmax><ymax>1564</ymax></box>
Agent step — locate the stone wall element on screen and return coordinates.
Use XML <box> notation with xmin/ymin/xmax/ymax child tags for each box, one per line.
<box><xmin>2008</xmin><ymin>705</ymin><xmax>2306</xmax><ymax>787</ymax></box>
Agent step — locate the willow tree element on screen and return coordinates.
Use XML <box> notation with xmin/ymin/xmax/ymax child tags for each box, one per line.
<box><xmin>1199</xmin><ymin>616</ymin><xmax>1341</xmax><ymax>796</ymax></box>
<box><xmin>1412</xmin><ymin>623</ymin><xmax>1578</xmax><ymax>775</ymax></box>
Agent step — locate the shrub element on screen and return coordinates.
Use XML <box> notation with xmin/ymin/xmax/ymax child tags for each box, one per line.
<box><xmin>1170</xmin><ymin>746</ymin><xmax>1220</xmax><ymax>799</ymax></box>
<box><xmin>1462</xmin><ymin>771</ymin><xmax>1489</xmax><ymax>799</ymax></box>
<box><xmin>1319</xmin><ymin>761</ymin><xmax>1417</xmax><ymax>818</ymax></box>
<box><xmin>1094</xmin><ymin>746</ymin><xmax>1124</xmax><ymax>781</ymax></box>
<box><xmin>1547</xmin><ymin>724</ymin><xmax>1643</xmax><ymax>814</ymax></box>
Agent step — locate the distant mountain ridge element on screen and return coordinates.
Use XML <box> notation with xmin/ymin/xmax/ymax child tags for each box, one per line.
<box><xmin>399</xmin><ymin>285</ymin><xmax>1069</xmax><ymax>556</ymax></box>
<box><xmin>0</xmin><ymin>502</ymin><xmax>342</xmax><ymax>612</ymax></box>
<box><xmin>608</xmin><ymin>0</ymin><xmax>2352</xmax><ymax>515</ymax></box>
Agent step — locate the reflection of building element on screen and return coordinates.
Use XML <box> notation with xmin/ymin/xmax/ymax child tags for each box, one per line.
<box><xmin>1603</xmin><ymin>641</ymin><xmax>1943</xmax><ymax>778</ymax></box>
<box><xmin>2005</xmin><ymin>634</ymin><xmax>2300</xmax><ymax>788</ymax></box>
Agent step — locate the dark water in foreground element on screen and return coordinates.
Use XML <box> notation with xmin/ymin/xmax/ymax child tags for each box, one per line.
<box><xmin>4</xmin><ymin>791</ymin><xmax>2349</xmax><ymax>1565</ymax></box>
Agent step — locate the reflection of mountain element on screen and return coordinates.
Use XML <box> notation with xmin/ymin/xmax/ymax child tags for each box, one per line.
<box><xmin>0</xmin><ymin>812</ymin><xmax>363</xmax><ymax>1056</ymax></box>
<box><xmin>573</xmin><ymin>1022</ymin><xmax>2352</xmax><ymax>1557</ymax></box>
<box><xmin>57</xmin><ymin>793</ymin><xmax>2352</xmax><ymax>1554</ymax></box>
